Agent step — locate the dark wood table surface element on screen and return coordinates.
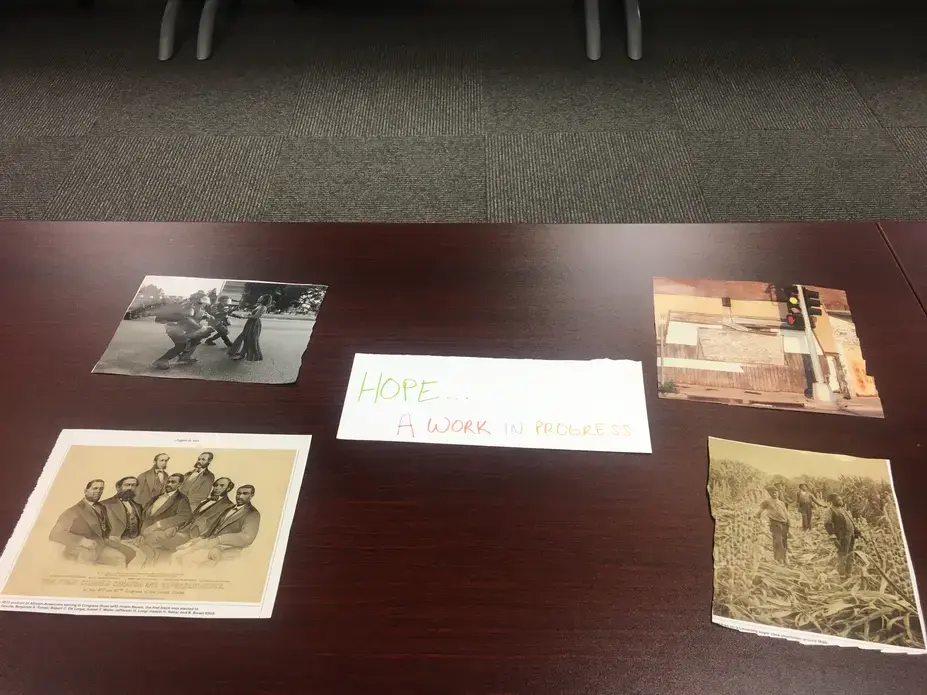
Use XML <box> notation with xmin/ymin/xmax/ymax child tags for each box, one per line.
<box><xmin>0</xmin><ymin>221</ymin><xmax>926</xmax><ymax>695</ymax></box>
<box><xmin>880</xmin><ymin>221</ymin><xmax>927</xmax><ymax>316</ymax></box>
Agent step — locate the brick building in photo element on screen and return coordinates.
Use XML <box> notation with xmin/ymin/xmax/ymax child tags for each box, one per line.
<box><xmin>654</xmin><ymin>278</ymin><xmax>881</xmax><ymax>416</ymax></box>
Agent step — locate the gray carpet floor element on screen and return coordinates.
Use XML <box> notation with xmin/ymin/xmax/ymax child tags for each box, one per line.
<box><xmin>1</xmin><ymin>4</ymin><xmax>926</xmax><ymax>223</ymax></box>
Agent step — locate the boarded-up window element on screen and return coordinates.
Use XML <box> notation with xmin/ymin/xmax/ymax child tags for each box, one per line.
<box><xmin>698</xmin><ymin>328</ymin><xmax>785</xmax><ymax>365</ymax></box>
<box><xmin>666</xmin><ymin>322</ymin><xmax>717</xmax><ymax>346</ymax></box>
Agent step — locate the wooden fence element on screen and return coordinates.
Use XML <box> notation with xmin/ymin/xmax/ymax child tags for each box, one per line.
<box><xmin>661</xmin><ymin>343</ymin><xmax>827</xmax><ymax>394</ymax></box>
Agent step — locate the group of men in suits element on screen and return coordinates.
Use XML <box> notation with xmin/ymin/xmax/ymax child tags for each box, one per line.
<box><xmin>49</xmin><ymin>451</ymin><xmax>261</xmax><ymax>569</ymax></box>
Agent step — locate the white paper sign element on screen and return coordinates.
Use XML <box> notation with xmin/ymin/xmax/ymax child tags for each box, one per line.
<box><xmin>337</xmin><ymin>354</ymin><xmax>652</xmax><ymax>454</ymax></box>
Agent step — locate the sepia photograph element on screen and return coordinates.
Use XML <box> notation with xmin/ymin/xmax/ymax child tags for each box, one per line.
<box><xmin>93</xmin><ymin>275</ymin><xmax>328</xmax><ymax>384</ymax></box>
<box><xmin>708</xmin><ymin>437</ymin><xmax>925</xmax><ymax>653</ymax></box>
<box><xmin>654</xmin><ymin>278</ymin><xmax>882</xmax><ymax>417</ymax></box>
<box><xmin>0</xmin><ymin>430</ymin><xmax>311</xmax><ymax>619</ymax></box>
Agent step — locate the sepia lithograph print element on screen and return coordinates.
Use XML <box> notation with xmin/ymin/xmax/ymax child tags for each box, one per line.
<box><xmin>709</xmin><ymin>437</ymin><xmax>924</xmax><ymax>653</ymax></box>
<box><xmin>654</xmin><ymin>278</ymin><xmax>883</xmax><ymax>417</ymax></box>
<box><xmin>0</xmin><ymin>430</ymin><xmax>311</xmax><ymax>619</ymax></box>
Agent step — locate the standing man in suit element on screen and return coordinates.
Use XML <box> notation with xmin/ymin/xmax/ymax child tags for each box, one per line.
<box><xmin>49</xmin><ymin>480</ymin><xmax>133</xmax><ymax>566</ymax></box>
<box><xmin>173</xmin><ymin>484</ymin><xmax>260</xmax><ymax>568</ymax></box>
<box><xmin>134</xmin><ymin>452</ymin><xmax>171</xmax><ymax>508</ymax></box>
<box><xmin>179</xmin><ymin>452</ymin><xmax>216</xmax><ymax>508</ymax></box>
<box><xmin>145</xmin><ymin>477</ymin><xmax>234</xmax><ymax>555</ymax></box>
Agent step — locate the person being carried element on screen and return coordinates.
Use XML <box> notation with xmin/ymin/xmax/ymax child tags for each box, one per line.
<box><xmin>151</xmin><ymin>292</ymin><xmax>214</xmax><ymax>370</ymax></box>
<box><xmin>824</xmin><ymin>493</ymin><xmax>859</xmax><ymax>578</ymax></box>
<box><xmin>795</xmin><ymin>483</ymin><xmax>827</xmax><ymax>531</ymax></box>
<box><xmin>204</xmin><ymin>295</ymin><xmax>233</xmax><ymax>348</ymax></box>
<box><xmin>756</xmin><ymin>487</ymin><xmax>790</xmax><ymax>566</ymax></box>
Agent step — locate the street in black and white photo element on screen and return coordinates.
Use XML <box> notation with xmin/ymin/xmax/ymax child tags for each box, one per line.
<box><xmin>93</xmin><ymin>276</ymin><xmax>328</xmax><ymax>385</ymax></box>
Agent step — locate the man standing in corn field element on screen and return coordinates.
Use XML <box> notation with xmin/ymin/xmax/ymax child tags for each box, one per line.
<box><xmin>825</xmin><ymin>494</ymin><xmax>858</xmax><ymax>578</ymax></box>
<box><xmin>796</xmin><ymin>483</ymin><xmax>827</xmax><ymax>531</ymax></box>
<box><xmin>756</xmin><ymin>487</ymin><xmax>790</xmax><ymax>565</ymax></box>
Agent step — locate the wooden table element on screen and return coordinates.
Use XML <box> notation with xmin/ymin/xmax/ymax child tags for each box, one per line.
<box><xmin>0</xmin><ymin>221</ymin><xmax>925</xmax><ymax>694</ymax></box>
<box><xmin>880</xmin><ymin>221</ymin><xmax>927</xmax><ymax>316</ymax></box>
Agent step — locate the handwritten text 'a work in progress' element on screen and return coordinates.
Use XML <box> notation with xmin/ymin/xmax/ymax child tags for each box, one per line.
<box><xmin>396</xmin><ymin>417</ymin><xmax>634</xmax><ymax>440</ymax></box>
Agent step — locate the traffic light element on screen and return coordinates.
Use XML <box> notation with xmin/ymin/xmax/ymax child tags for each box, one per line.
<box><xmin>782</xmin><ymin>285</ymin><xmax>804</xmax><ymax>329</ymax></box>
<box><xmin>803</xmin><ymin>289</ymin><xmax>822</xmax><ymax>328</ymax></box>
<box><xmin>776</xmin><ymin>285</ymin><xmax>822</xmax><ymax>330</ymax></box>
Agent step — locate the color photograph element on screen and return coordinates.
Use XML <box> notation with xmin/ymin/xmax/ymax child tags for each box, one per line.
<box><xmin>654</xmin><ymin>278</ymin><xmax>882</xmax><ymax>417</ymax></box>
<box><xmin>0</xmin><ymin>430</ymin><xmax>311</xmax><ymax>619</ymax></box>
<box><xmin>708</xmin><ymin>437</ymin><xmax>924</xmax><ymax>653</ymax></box>
<box><xmin>94</xmin><ymin>275</ymin><xmax>328</xmax><ymax>384</ymax></box>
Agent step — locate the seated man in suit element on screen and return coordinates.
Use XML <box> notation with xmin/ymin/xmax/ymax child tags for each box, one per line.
<box><xmin>101</xmin><ymin>476</ymin><xmax>145</xmax><ymax>566</ymax></box>
<box><xmin>173</xmin><ymin>484</ymin><xmax>260</xmax><ymax>569</ymax></box>
<box><xmin>137</xmin><ymin>473</ymin><xmax>192</xmax><ymax>565</ymax></box>
<box><xmin>48</xmin><ymin>479</ymin><xmax>134</xmax><ymax>567</ymax></box>
<box><xmin>146</xmin><ymin>477</ymin><xmax>234</xmax><ymax>556</ymax></box>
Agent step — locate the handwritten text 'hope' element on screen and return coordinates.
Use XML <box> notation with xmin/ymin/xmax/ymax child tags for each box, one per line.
<box><xmin>357</xmin><ymin>372</ymin><xmax>439</xmax><ymax>403</ymax></box>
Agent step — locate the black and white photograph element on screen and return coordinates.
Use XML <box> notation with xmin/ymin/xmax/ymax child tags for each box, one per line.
<box><xmin>93</xmin><ymin>276</ymin><xmax>328</xmax><ymax>384</ymax></box>
<box><xmin>709</xmin><ymin>437</ymin><xmax>925</xmax><ymax>653</ymax></box>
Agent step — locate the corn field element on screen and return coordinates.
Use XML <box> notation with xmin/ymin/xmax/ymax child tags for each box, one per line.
<box><xmin>709</xmin><ymin>458</ymin><xmax>924</xmax><ymax>649</ymax></box>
